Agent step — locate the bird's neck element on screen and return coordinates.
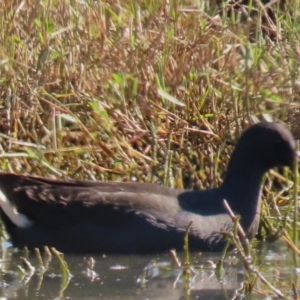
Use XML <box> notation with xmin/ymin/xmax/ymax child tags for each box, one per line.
<box><xmin>220</xmin><ymin>156</ymin><xmax>266</xmax><ymax>229</ymax></box>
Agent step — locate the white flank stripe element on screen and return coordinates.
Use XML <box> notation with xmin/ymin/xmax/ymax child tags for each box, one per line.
<box><xmin>0</xmin><ymin>190</ymin><xmax>32</xmax><ymax>227</ymax></box>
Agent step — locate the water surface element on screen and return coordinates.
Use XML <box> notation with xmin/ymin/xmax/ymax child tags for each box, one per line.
<box><xmin>0</xmin><ymin>240</ymin><xmax>297</xmax><ymax>299</ymax></box>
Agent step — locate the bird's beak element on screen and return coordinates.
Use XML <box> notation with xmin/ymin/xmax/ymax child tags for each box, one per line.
<box><xmin>297</xmin><ymin>151</ymin><xmax>300</xmax><ymax>162</ymax></box>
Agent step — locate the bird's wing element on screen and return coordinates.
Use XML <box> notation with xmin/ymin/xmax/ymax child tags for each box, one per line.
<box><xmin>0</xmin><ymin>173</ymin><xmax>181</xmax><ymax>230</ymax></box>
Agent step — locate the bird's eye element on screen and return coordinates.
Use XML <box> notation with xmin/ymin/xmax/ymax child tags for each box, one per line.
<box><xmin>274</xmin><ymin>139</ymin><xmax>286</xmax><ymax>146</ymax></box>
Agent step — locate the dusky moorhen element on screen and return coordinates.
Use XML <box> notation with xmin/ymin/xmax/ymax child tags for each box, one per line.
<box><xmin>0</xmin><ymin>121</ymin><xmax>297</xmax><ymax>253</ymax></box>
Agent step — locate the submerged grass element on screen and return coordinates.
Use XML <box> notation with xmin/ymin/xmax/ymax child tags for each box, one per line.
<box><xmin>0</xmin><ymin>0</ymin><xmax>300</xmax><ymax>297</ymax></box>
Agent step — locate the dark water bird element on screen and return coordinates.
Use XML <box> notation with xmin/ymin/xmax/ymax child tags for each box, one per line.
<box><xmin>0</xmin><ymin>122</ymin><xmax>297</xmax><ymax>254</ymax></box>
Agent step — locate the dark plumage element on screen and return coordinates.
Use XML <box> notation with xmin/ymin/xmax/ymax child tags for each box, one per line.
<box><xmin>0</xmin><ymin>122</ymin><xmax>297</xmax><ymax>253</ymax></box>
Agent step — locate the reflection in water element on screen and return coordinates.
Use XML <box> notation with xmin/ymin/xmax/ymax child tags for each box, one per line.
<box><xmin>0</xmin><ymin>241</ymin><xmax>297</xmax><ymax>300</ymax></box>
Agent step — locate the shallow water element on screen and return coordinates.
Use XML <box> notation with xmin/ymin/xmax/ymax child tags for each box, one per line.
<box><xmin>0</xmin><ymin>240</ymin><xmax>298</xmax><ymax>300</ymax></box>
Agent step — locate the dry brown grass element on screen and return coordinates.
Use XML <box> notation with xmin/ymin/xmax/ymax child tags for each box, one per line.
<box><xmin>0</xmin><ymin>0</ymin><xmax>299</xmax><ymax>193</ymax></box>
